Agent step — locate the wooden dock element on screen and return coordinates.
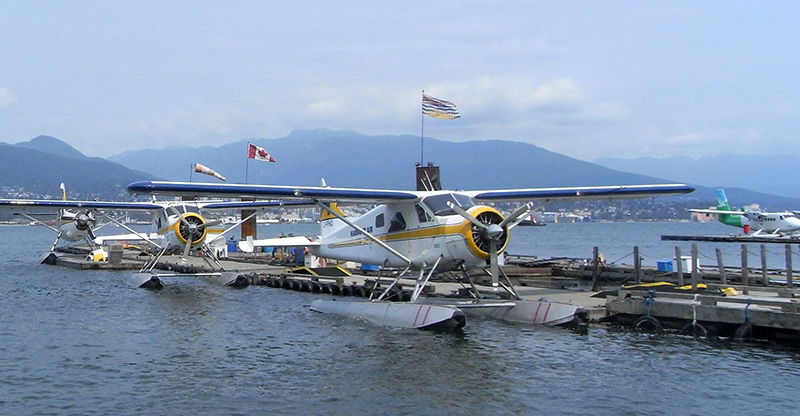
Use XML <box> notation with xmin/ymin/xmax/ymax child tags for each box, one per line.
<box><xmin>662</xmin><ymin>234</ymin><xmax>800</xmax><ymax>244</ymax></box>
<box><xmin>607</xmin><ymin>287</ymin><xmax>800</xmax><ymax>341</ymax></box>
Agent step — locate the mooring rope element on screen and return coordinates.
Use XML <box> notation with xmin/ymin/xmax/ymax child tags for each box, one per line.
<box><xmin>643</xmin><ymin>289</ymin><xmax>656</xmax><ymax>318</ymax></box>
<box><xmin>744</xmin><ymin>298</ymin><xmax>752</xmax><ymax>324</ymax></box>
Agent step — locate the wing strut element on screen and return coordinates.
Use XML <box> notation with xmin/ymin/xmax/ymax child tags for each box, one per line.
<box><xmin>98</xmin><ymin>212</ymin><xmax>164</xmax><ymax>249</ymax></box>
<box><xmin>314</xmin><ymin>201</ymin><xmax>412</xmax><ymax>266</ymax></box>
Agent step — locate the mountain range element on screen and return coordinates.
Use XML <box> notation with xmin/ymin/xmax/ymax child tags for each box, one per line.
<box><xmin>3</xmin><ymin>130</ymin><xmax>800</xmax><ymax>212</ymax></box>
<box><xmin>595</xmin><ymin>155</ymin><xmax>800</xmax><ymax>200</ymax></box>
<box><xmin>0</xmin><ymin>136</ymin><xmax>158</xmax><ymax>200</ymax></box>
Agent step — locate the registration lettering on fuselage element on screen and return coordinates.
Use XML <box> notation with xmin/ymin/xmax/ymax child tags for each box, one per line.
<box><xmin>350</xmin><ymin>226</ymin><xmax>373</xmax><ymax>237</ymax></box>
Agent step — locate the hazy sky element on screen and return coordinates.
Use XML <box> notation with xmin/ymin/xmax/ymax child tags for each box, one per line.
<box><xmin>2</xmin><ymin>1</ymin><xmax>798</xmax><ymax>161</ymax></box>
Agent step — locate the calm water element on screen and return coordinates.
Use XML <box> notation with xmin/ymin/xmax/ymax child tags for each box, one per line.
<box><xmin>1</xmin><ymin>222</ymin><xmax>798</xmax><ymax>416</ymax></box>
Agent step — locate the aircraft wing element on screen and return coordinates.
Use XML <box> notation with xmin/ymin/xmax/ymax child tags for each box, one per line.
<box><xmin>128</xmin><ymin>181</ymin><xmax>692</xmax><ymax>204</ymax></box>
<box><xmin>199</xmin><ymin>200</ymin><xmax>319</xmax><ymax>210</ymax></box>
<box><xmin>0</xmin><ymin>199</ymin><xmax>165</xmax><ymax>213</ymax></box>
<box><xmin>687</xmin><ymin>208</ymin><xmax>745</xmax><ymax>216</ymax></box>
<box><xmin>127</xmin><ymin>181</ymin><xmax>420</xmax><ymax>203</ymax></box>
<box><xmin>469</xmin><ymin>184</ymin><xmax>694</xmax><ymax>202</ymax></box>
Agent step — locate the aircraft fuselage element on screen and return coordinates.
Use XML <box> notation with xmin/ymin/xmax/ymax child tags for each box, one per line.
<box><xmin>742</xmin><ymin>211</ymin><xmax>800</xmax><ymax>234</ymax></box>
<box><xmin>314</xmin><ymin>193</ymin><xmax>508</xmax><ymax>269</ymax></box>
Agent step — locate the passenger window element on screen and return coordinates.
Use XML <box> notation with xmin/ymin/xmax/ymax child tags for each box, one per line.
<box><xmin>376</xmin><ymin>213</ymin><xmax>385</xmax><ymax>228</ymax></box>
<box><xmin>388</xmin><ymin>212</ymin><xmax>406</xmax><ymax>232</ymax></box>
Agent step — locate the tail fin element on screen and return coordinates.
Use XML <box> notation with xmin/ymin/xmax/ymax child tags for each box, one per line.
<box><xmin>714</xmin><ymin>188</ymin><xmax>731</xmax><ymax>211</ymax></box>
<box><xmin>714</xmin><ymin>188</ymin><xmax>745</xmax><ymax>229</ymax></box>
<box><xmin>320</xmin><ymin>202</ymin><xmax>345</xmax><ymax>239</ymax></box>
<box><xmin>320</xmin><ymin>202</ymin><xmax>345</xmax><ymax>221</ymax></box>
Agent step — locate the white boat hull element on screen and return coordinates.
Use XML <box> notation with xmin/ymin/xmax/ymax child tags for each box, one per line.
<box><xmin>310</xmin><ymin>300</ymin><xmax>466</xmax><ymax>331</ymax></box>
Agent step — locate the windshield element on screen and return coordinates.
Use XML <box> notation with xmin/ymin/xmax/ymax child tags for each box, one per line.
<box><xmin>422</xmin><ymin>193</ymin><xmax>475</xmax><ymax>216</ymax></box>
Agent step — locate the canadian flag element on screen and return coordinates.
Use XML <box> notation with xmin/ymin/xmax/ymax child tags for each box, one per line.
<box><xmin>248</xmin><ymin>143</ymin><xmax>276</xmax><ymax>162</ymax></box>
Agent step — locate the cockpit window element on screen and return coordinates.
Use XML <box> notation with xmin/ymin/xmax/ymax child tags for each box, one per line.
<box><xmin>416</xmin><ymin>204</ymin><xmax>433</xmax><ymax>223</ymax></box>
<box><xmin>422</xmin><ymin>193</ymin><xmax>475</xmax><ymax>216</ymax></box>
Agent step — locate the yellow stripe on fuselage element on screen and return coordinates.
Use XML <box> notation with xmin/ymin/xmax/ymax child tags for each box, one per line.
<box><xmin>328</xmin><ymin>223</ymin><xmax>464</xmax><ymax>248</ymax></box>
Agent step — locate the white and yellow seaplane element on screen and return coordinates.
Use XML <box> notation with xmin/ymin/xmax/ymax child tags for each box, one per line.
<box><xmin>0</xmin><ymin>186</ymin><xmax>300</xmax><ymax>289</ymax></box>
<box><xmin>127</xmin><ymin>180</ymin><xmax>694</xmax><ymax>331</ymax></box>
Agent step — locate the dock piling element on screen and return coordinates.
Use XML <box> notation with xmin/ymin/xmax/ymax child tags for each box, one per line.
<box><xmin>741</xmin><ymin>244</ymin><xmax>749</xmax><ymax>295</ymax></box>
<box><xmin>675</xmin><ymin>246</ymin><xmax>684</xmax><ymax>286</ymax></box>
<box><xmin>715</xmin><ymin>248</ymin><xmax>725</xmax><ymax>285</ymax></box>
<box><xmin>785</xmin><ymin>244</ymin><xmax>793</xmax><ymax>287</ymax></box>
<box><xmin>591</xmin><ymin>246</ymin><xmax>601</xmax><ymax>291</ymax></box>
<box><xmin>761</xmin><ymin>245</ymin><xmax>769</xmax><ymax>286</ymax></box>
<box><xmin>691</xmin><ymin>244</ymin><xmax>699</xmax><ymax>290</ymax></box>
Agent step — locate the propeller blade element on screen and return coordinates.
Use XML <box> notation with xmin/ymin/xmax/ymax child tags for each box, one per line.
<box><xmin>500</xmin><ymin>202</ymin><xmax>533</xmax><ymax>228</ymax></box>
<box><xmin>169</xmin><ymin>205</ymin><xmax>190</xmax><ymax>226</ymax></box>
<box><xmin>489</xmin><ymin>238</ymin><xmax>499</xmax><ymax>288</ymax></box>
<box><xmin>447</xmin><ymin>201</ymin><xmax>487</xmax><ymax>229</ymax></box>
<box><xmin>199</xmin><ymin>219</ymin><xmax>222</xmax><ymax>229</ymax></box>
<box><xmin>182</xmin><ymin>237</ymin><xmax>192</xmax><ymax>258</ymax></box>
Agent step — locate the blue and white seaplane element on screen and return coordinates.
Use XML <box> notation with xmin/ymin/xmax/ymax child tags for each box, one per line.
<box><xmin>127</xmin><ymin>179</ymin><xmax>694</xmax><ymax>331</ymax></box>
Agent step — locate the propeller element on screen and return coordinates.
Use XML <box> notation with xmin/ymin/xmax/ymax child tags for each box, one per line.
<box><xmin>74</xmin><ymin>211</ymin><xmax>98</xmax><ymax>243</ymax></box>
<box><xmin>447</xmin><ymin>201</ymin><xmax>532</xmax><ymax>287</ymax></box>
<box><xmin>168</xmin><ymin>205</ymin><xmax>220</xmax><ymax>258</ymax></box>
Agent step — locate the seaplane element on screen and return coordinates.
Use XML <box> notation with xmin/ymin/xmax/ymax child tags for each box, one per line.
<box><xmin>127</xmin><ymin>179</ymin><xmax>694</xmax><ymax>331</ymax></box>
<box><xmin>688</xmin><ymin>188</ymin><xmax>800</xmax><ymax>236</ymax></box>
<box><xmin>0</xmin><ymin>184</ymin><xmax>304</xmax><ymax>289</ymax></box>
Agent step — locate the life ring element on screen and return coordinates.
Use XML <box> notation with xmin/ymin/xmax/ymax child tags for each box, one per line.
<box><xmin>632</xmin><ymin>315</ymin><xmax>663</xmax><ymax>332</ymax></box>
<box><xmin>734</xmin><ymin>323</ymin><xmax>753</xmax><ymax>341</ymax></box>
<box><xmin>681</xmin><ymin>322</ymin><xmax>708</xmax><ymax>339</ymax></box>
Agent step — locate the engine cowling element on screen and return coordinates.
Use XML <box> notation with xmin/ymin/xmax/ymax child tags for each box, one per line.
<box><xmin>173</xmin><ymin>212</ymin><xmax>208</xmax><ymax>246</ymax></box>
<box><xmin>59</xmin><ymin>210</ymin><xmax>96</xmax><ymax>241</ymax></box>
<box><xmin>461</xmin><ymin>206</ymin><xmax>509</xmax><ymax>260</ymax></box>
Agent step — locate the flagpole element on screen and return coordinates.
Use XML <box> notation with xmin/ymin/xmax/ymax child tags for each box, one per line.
<box><xmin>245</xmin><ymin>142</ymin><xmax>250</xmax><ymax>184</ymax></box>
<box><xmin>420</xmin><ymin>90</ymin><xmax>424</xmax><ymax>165</ymax></box>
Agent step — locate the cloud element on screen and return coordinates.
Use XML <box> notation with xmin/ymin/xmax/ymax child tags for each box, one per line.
<box><xmin>306</xmin><ymin>100</ymin><xmax>346</xmax><ymax>118</ymax></box>
<box><xmin>663</xmin><ymin>133</ymin><xmax>712</xmax><ymax>145</ymax></box>
<box><xmin>529</xmin><ymin>78</ymin><xmax>585</xmax><ymax>108</ymax></box>
<box><xmin>576</xmin><ymin>101</ymin><xmax>629</xmax><ymax>121</ymax></box>
<box><xmin>0</xmin><ymin>88</ymin><xmax>17</xmax><ymax>108</ymax></box>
